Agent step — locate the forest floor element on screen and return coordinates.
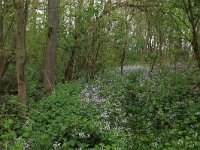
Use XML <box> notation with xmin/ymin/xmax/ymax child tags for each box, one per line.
<box><xmin>1</xmin><ymin>63</ymin><xmax>200</xmax><ymax>149</ymax></box>
<box><xmin>117</xmin><ymin>65</ymin><xmax>148</xmax><ymax>72</ymax></box>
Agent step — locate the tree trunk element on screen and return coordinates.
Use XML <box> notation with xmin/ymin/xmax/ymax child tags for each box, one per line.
<box><xmin>0</xmin><ymin>0</ymin><xmax>7</xmax><ymax>79</ymax></box>
<box><xmin>0</xmin><ymin>56</ymin><xmax>10</xmax><ymax>79</ymax></box>
<box><xmin>44</xmin><ymin>0</ymin><xmax>59</xmax><ymax>92</ymax></box>
<box><xmin>192</xmin><ymin>33</ymin><xmax>200</xmax><ymax>71</ymax></box>
<box><xmin>187</xmin><ymin>0</ymin><xmax>200</xmax><ymax>71</ymax></box>
<box><xmin>65</xmin><ymin>49</ymin><xmax>76</xmax><ymax>81</ymax></box>
<box><xmin>13</xmin><ymin>0</ymin><xmax>27</xmax><ymax>107</ymax></box>
<box><xmin>158</xmin><ymin>29</ymin><xmax>163</xmax><ymax>67</ymax></box>
<box><xmin>120</xmin><ymin>47</ymin><xmax>126</xmax><ymax>74</ymax></box>
<box><xmin>0</xmin><ymin>0</ymin><xmax>3</xmax><ymax>49</ymax></box>
<box><xmin>120</xmin><ymin>20</ymin><xmax>128</xmax><ymax>75</ymax></box>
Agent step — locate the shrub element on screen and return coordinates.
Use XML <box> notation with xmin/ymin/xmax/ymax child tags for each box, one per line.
<box><xmin>21</xmin><ymin>81</ymin><xmax>127</xmax><ymax>149</ymax></box>
<box><xmin>0</xmin><ymin>95</ymin><xmax>24</xmax><ymax>149</ymax></box>
<box><xmin>123</xmin><ymin>70</ymin><xmax>200</xmax><ymax>149</ymax></box>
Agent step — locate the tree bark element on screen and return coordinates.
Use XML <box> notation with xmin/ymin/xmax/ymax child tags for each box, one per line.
<box><xmin>186</xmin><ymin>0</ymin><xmax>200</xmax><ymax>71</ymax></box>
<box><xmin>192</xmin><ymin>32</ymin><xmax>200</xmax><ymax>71</ymax></box>
<box><xmin>13</xmin><ymin>0</ymin><xmax>27</xmax><ymax>107</ymax></box>
<box><xmin>0</xmin><ymin>56</ymin><xmax>10</xmax><ymax>79</ymax></box>
<box><xmin>44</xmin><ymin>0</ymin><xmax>59</xmax><ymax>92</ymax></box>
<box><xmin>65</xmin><ymin>0</ymin><xmax>83</xmax><ymax>81</ymax></box>
<box><xmin>120</xmin><ymin>17</ymin><xmax>128</xmax><ymax>75</ymax></box>
<box><xmin>65</xmin><ymin>49</ymin><xmax>76</xmax><ymax>81</ymax></box>
<box><xmin>0</xmin><ymin>0</ymin><xmax>3</xmax><ymax>49</ymax></box>
<box><xmin>0</xmin><ymin>0</ymin><xmax>6</xmax><ymax>79</ymax></box>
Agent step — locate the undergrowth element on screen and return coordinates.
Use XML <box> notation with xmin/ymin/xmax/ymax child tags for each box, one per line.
<box><xmin>1</xmin><ymin>68</ymin><xmax>200</xmax><ymax>149</ymax></box>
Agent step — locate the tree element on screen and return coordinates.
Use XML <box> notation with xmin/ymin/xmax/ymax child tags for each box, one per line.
<box><xmin>185</xmin><ymin>0</ymin><xmax>200</xmax><ymax>70</ymax></box>
<box><xmin>44</xmin><ymin>0</ymin><xmax>59</xmax><ymax>92</ymax></box>
<box><xmin>0</xmin><ymin>0</ymin><xmax>5</xmax><ymax>78</ymax></box>
<box><xmin>13</xmin><ymin>0</ymin><xmax>29</xmax><ymax>108</ymax></box>
<box><xmin>167</xmin><ymin>0</ymin><xmax>200</xmax><ymax>70</ymax></box>
<box><xmin>64</xmin><ymin>0</ymin><xmax>80</xmax><ymax>81</ymax></box>
<box><xmin>0</xmin><ymin>0</ymin><xmax>10</xmax><ymax>79</ymax></box>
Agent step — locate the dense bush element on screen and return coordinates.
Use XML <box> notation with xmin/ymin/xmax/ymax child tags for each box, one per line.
<box><xmin>1</xmin><ymin>68</ymin><xmax>200</xmax><ymax>150</ymax></box>
<box><xmin>1</xmin><ymin>80</ymin><xmax>127</xmax><ymax>149</ymax></box>
<box><xmin>23</xmin><ymin>83</ymin><xmax>123</xmax><ymax>149</ymax></box>
<box><xmin>0</xmin><ymin>94</ymin><xmax>24</xmax><ymax>149</ymax></box>
<box><xmin>123</xmin><ymin>70</ymin><xmax>200</xmax><ymax>149</ymax></box>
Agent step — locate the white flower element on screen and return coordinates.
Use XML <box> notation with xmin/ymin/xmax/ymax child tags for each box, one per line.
<box><xmin>79</xmin><ymin>131</ymin><xmax>85</xmax><ymax>138</ymax></box>
<box><xmin>53</xmin><ymin>141</ymin><xmax>61</xmax><ymax>149</ymax></box>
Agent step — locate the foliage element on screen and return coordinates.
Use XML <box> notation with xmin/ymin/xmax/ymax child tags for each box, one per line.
<box><xmin>0</xmin><ymin>95</ymin><xmax>24</xmax><ymax>149</ymax></box>
<box><xmin>1</xmin><ymin>0</ymin><xmax>200</xmax><ymax>149</ymax></box>
<box><xmin>1</xmin><ymin>81</ymin><xmax>126</xmax><ymax>149</ymax></box>
<box><xmin>123</xmin><ymin>70</ymin><xmax>200</xmax><ymax>149</ymax></box>
<box><xmin>31</xmin><ymin>77</ymin><xmax>128</xmax><ymax>149</ymax></box>
<box><xmin>1</xmin><ymin>68</ymin><xmax>200</xmax><ymax>149</ymax></box>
